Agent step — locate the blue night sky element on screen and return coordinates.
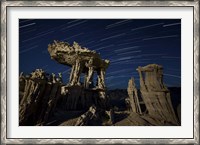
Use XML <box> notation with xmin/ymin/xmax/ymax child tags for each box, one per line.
<box><xmin>19</xmin><ymin>19</ymin><xmax>181</xmax><ymax>89</ymax></box>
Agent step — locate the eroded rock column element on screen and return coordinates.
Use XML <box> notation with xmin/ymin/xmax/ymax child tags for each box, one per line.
<box><xmin>69</xmin><ymin>59</ymin><xmax>83</xmax><ymax>86</ymax></box>
<box><xmin>137</xmin><ymin>64</ymin><xmax>179</xmax><ymax>125</ymax></box>
<box><xmin>69</xmin><ymin>65</ymin><xmax>75</xmax><ymax>84</ymax></box>
<box><xmin>85</xmin><ymin>58</ymin><xmax>95</xmax><ymax>88</ymax></box>
<box><xmin>97</xmin><ymin>68</ymin><xmax>106</xmax><ymax>89</ymax></box>
<box><xmin>48</xmin><ymin>41</ymin><xmax>110</xmax><ymax>110</ymax></box>
<box><xmin>127</xmin><ymin>77</ymin><xmax>142</xmax><ymax>114</ymax></box>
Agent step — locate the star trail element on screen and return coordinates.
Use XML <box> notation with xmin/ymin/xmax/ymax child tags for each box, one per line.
<box><xmin>19</xmin><ymin>19</ymin><xmax>181</xmax><ymax>89</ymax></box>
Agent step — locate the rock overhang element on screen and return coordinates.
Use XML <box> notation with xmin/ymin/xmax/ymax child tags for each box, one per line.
<box><xmin>48</xmin><ymin>40</ymin><xmax>110</xmax><ymax>70</ymax></box>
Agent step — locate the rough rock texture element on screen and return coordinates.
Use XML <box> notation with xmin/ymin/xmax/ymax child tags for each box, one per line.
<box><xmin>75</xmin><ymin>106</ymin><xmax>114</xmax><ymax>126</ymax></box>
<box><xmin>57</xmin><ymin>86</ymin><xmax>109</xmax><ymax>111</ymax></box>
<box><xmin>48</xmin><ymin>40</ymin><xmax>110</xmax><ymax>110</ymax></box>
<box><xmin>48</xmin><ymin>40</ymin><xmax>109</xmax><ymax>90</ymax></box>
<box><xmin>19</xmin><ymin>69</ymin><xmax>62</xmax><ymax>125</ymax></box>
<box><xmin>19</xmin><ymin>39</ymin><xmax>181</xmax><ymax>126</ymax></box>
<box><xmin>127</xmin><ymin>77</ymin><xmax>142</xmax><ymax>114</ymax></box>
<box><xmin>137</xmin><ymin>64</ymin><xmax>179</xmax><ymax>125</ymax></box>
<box><xmin>75</xmin><ymin>105</ymin><xmax>97</xmax><ymax>126</ymax></box>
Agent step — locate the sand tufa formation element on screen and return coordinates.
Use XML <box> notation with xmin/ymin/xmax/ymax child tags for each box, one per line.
<box><xmin>48</xmin><ymin>40</ymin><xmax>109</xmax><ymax>89</ymax></box>
<box><xmin>126</xmin><ymin>64</ymin><xmax>179</xmax><ymax>125</ymax></box>
<box><xmin>19</xmin><ymin>40</ymin><xmax>180</xmax><ymax>126</ymax></box>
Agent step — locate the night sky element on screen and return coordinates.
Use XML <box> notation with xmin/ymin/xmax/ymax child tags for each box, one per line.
<box><xmin>19</xmin><ymin>19</ymin><xmax>181</xmax><ymax>89</ymax></box>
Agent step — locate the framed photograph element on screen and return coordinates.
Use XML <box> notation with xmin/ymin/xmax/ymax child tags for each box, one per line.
<box><xmin>1</xmin><ymin>0</ymin><xmax>199</xmax><ymax>144</ymax></box>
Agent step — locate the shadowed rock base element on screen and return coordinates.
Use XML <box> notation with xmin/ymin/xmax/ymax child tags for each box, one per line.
<box><xmin>19</xmin><ymin>69</ymin><xmax>62</xmax><ymax>125</ymax></box>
